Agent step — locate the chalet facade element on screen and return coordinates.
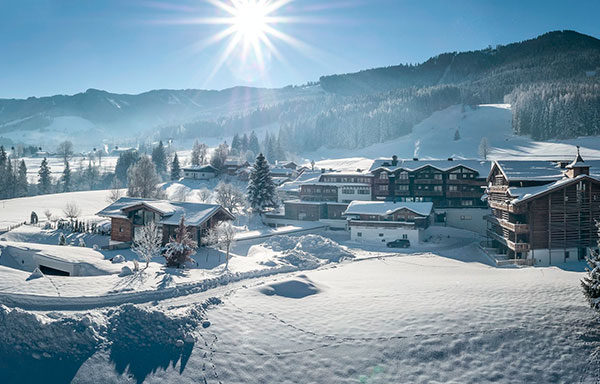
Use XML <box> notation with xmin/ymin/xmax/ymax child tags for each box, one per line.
<box><xmin>182</xmin><ymin>165</ymin><xmax>219</xmax><ymax>180</ymax></box>
<box><xmin>485</xmin><ymin>150</ymin><xmax>600</xmax><ymax>265</ymax></box>
<box><xmin>224</xmin><ymin>157</ymin><xmax>250</xmax><ymax>176</ymax></box>
<box><xmin>370</xmin><ymin>156</ymin><xmax>489</xmax><ymax>208</ymax></box>
<box><xmin>343</xmin><ymin>201</ymin><xmax>433</xmax><ymax>245</ymax></box>
<box><xmin>97</xmin><ymin>197</ymin><xmax>234</xmax><ymax>247</ymax></box>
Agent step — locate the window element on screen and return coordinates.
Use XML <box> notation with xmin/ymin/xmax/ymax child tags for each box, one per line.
<box><xmin>461</xmin><ymin>200</ymin><xmax>474</xmax><ymax>206</ymax></box>
<box><xmin>449</xmin><ymin>185</ymin><xmax>458</xmax><ymax>192</ymax></box>
<box><xmin>434</xmin><ymin>186</ymin><xmax>442</xmax><ymax>192</ymax></box>
<box><xmin>402</xmin><ymin>234</ymin><xmax>408</xmax><ymax>239</ymax></box>
<box><xmin>460</xmin><ymin>215</ymin><xmax>472</xmax><ymax>220</ymax></box>
<box><xmin>379</xmin><ymin>185</ymin><xmax>388</xmax><ymax>192</ymax></box>
<box><xmin>397</xmin><ymin>185</ymin><xmax>409</xmax><ymax>191</ymax></box>
<box><xmin>357</xmin><ymin>232</ymin><xmax>362</xmax><ymax>237</ymax></box>
<box><xmin>358</xmin><ymin>188</ymin><xmax>370</xmax><ymax>195</ymax></box>
<box><xmin>119</xmin><ymin>226</ymin><xmax>123</xmax><ymax>233</ymax></box>
<box><xmin>565</xmin><ymin>251</ymin><xmax>570</xmax><ymax>259</ymax></box>
<box><xmin>342</xmin><ymin>188</ymin><xmax>355</xmax><ymax>194</ymax></box>
<box><xmin>379</xmin><ymin>173</ymin><xmax>388</xmax><ymax>180</ymax></box>
<box><xmin>398</xmin><ymin>172</ymin><xmax>409</xmax><ymax>180</ymax></box>
<box><xmin>382</xmin><ymin>239</ymin><xmax>386</xmax><ymax>242</ymax></box>
<box><xmin>449</xmin><ymin>174</ymin><xmax>457</xmax><ymax>180</ymax></box>
<box><xmin>379</xmin><ymin>233</ymin><xmax>384</xmax><ymax>237</ymax></box>
<box><xmin>434</xmin><ymin>174</ymin><xmax>442</xmax><ymax>180</ymax></box>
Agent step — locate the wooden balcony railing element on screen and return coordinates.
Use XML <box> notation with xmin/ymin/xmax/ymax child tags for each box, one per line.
<box><xmin>487</xmin><ymin>229</ymin><xmax>530</xmax><ymax>252</ymax></box>
<box><xmin>485</xmin><ymin>215</ymin><xmax>529</xmax><ymax>234</ymax></box>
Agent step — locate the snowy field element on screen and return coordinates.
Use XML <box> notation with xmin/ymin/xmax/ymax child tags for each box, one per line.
<box><xmin>302</xmin><ymin>104</ymin><xmax>600</xmax><ymax>161</ymax></box>
<box><xmin>0</xmin><ymin>190</ymin><xmax>114</xmax><ymax>228</ymax></box>
<box><xmin>1</xmin><ymin>241</ymin><xmax>598</xmax><ymax>383</ymax></box>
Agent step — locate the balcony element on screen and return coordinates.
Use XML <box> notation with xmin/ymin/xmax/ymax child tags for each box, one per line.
<box><xmin>414</xmin><ymin>190</ymin><xmax>444</xmax><ymax>197</ymax></box>
<box><xmin>485</xmin><ymin>215</ymin><xmax>529</xmax><ymax>234</ymax></box>
<box><xmin>488</xmin><ymin>185</ymin><xmax>509</xmax><ymax>193</ymax></box>
<box><xmin>446</xmin><ymin>191</ymin><xmax>484</xmax><ymax>198</ymax></box>
<box><xmin>487</xmin><ymin>229</ymin><xmax>530</xmax><ymax>252</ymax></box>
<box><xmin>488</xmin><ymin>200</ymin><xmax>525</xmax><ymax>214</ymax></box>
<box><xmin>413</xmin><ymin>178</ymin><xmax>443</xmax><ymax>185</ymax></box>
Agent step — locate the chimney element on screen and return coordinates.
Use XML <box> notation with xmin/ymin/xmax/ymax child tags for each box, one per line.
<box><xmin>412</xmin><ymin>157</ymin><xmax>419</xmax><ymax>161</ymax></box>
<box><xmin>447</xmin><ymin>157</ymin><xmax>453</xmax><ymax>161</ymax></box>
<box><xmin>391</xmin><ymin>155</ymin><xmax>398</xmax><ymax>166</ymax></box>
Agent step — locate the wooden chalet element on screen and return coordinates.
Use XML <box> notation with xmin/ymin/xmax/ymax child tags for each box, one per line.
<box><xmin>485</xmin><ymin>148</ymin><xmax>600</xmax><ymax>265</ymax></box>
<box><xmin>97</xmin><ymin>197</ymin><xmax>234</xmax><ymax>247</ymax></box>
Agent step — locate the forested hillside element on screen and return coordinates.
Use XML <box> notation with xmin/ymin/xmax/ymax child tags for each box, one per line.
<box><xmin>168</xmin><ymin>30</ymin><xmax>600</xmax><ymax>155</ymax></box>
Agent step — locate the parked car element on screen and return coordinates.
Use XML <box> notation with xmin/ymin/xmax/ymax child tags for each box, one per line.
<box><xmin>387</xmin><ymin>239</ymin><xmax>410</xmax><ymax>248</ymax></box>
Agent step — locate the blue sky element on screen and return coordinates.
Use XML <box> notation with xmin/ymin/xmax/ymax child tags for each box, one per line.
<box><xmin>1</xmin><ymin>0</ymin><xmax>599</xmax><ymax>99</ymax></box>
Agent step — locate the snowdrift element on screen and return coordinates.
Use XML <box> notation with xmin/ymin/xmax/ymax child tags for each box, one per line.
<box><xmin>0</xmin><ymin>241</ymin><xmax>120</xmax><ymax>276</ymax></box>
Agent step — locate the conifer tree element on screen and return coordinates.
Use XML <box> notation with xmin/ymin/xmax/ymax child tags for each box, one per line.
<box><xmin>151</xmin><ymin>140</ymin><xmax>167</xmax><ymax>176</ymax></box>
<box><xmin>171</xmin><ymin>153</ymin><xmax>181</xmax><ymax>180</ymax></box>
<box><xmin>248</xmin><ymin>131</ymin><xmax>260</xmax><ymax>155</ymax></box>
<box><xmin>17</xmin><ymin>160</ymin><xmax>28</xmax><ymax>197</ymax></box>
<box><xmin>247</xmin><ymin>153</ymin><xmax>278</xmax><ymax>213</ymax></box>
<box><xmin>241</xmin><ymin>133</ymin><xmax>249</xmax><ymax>152</ymax></box>
<box><xmin>454</xmin><ymin>129</ymin><xmax>461</xmax><ymax>141</ymax></box>
<box><xmin>0</xmin><ymin>146</ymin><xmax>7</xmax><ymax>199</ymax></box>
<box><xmin>38</xmin><ymin>157</ymin><xmax>52</xmax><ymax>195</ymax></box>
<box><xmin>191</xmin><ymin>140</ymin><xmax>207</xmax><ymax>166</ymax></box>
<box><xmin>582</xmin><ymin>222</ymin><xmax>600</xmax><ymax>312</ymax></box>
<box><xmin>62</xmin><ymin>161</ymin><xmax>72</xmax><ymax>192</ymax></box>
<box><xmin>230</xmin><ymin>133</ymin><xmax>242</xmax><ymax>155</ymax></box>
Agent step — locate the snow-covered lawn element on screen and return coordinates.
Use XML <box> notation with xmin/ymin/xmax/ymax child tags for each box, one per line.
<box><xmin>0</xmin><ymin>190</ymin><xmax>113</xmax><ymax>228</ymax></box>
<box><xmin>2</xmin><ymin>244</ymin><xmax>596</xmax><ymax>383</ymax></box>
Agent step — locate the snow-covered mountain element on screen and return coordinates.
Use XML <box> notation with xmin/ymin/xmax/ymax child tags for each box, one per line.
<box><xmin>303</xmin><ymin>104</ymin><xmax>600</xmax><ymax>161</ymax></box>
<box><xmin>0</xmin><ymin>86</ymin><xmax>322</xmax><ymax>148</ymax></box>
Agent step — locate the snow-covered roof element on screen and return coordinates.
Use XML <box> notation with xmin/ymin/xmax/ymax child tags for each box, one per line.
<box><xmin>284</xmin><ymin>199</ymin><xmax>348</xmax><ymax>206</ymax></box>
<box><xmin>182</xmin><ymin>165</ymin><xmax>219</xmax><ymax>173</ymax></box>
<box><xmin>343</xmin><ymin>201</ymin><xmax>433</xmax><ymax>217</ymax></box>
<box><xmin>277</xmin><ymin>171</ymin><xmax>322</xmax><ymax>192</ymax></box>
<box><xmin>270</xmin><ymin>167</ymin><xmax>296</xmax><ymax>174</ymax></box>
<box><xmin>301</xmin><ymin>182</ymin><xmax>370</xmax><ymax>187</ymax></box>
<box><xmin>97</xmin><ymin>197</ymin><xmax>234</xmax><ymax>226</ymax></box>
<box><xmin>507</xmin><ymin>174</ymin><xmax>600</xmax><ymax>204</ymax></box>
<box><xmin>320</xmin><ymin>171</ymin><xmax>373</xmax><ymax>177</ymax></box>
<box><xmin>493</xmin><ymin>160</ymin><xmax>600</xmax><ymax>181</ymax></box>
<box><xmin>370</xmin><ymin>158</ymin><xmax>491</xmax><ymax>176</ymax></box>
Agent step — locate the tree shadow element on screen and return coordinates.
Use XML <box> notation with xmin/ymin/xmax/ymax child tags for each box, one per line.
<box><xmin>107</xmin><ymin>305</ymin><xmax>196</xmax><ymax>383</ymax></box>
<box><xmin>109</xmin><ymin>339</ymin><xmax>194</xmax><ymax>384</ymax></box>
<box><xmin>0</xmin><ymin>349</ymin><xmax>96</xmax><ymax>384</ymax></box>
<box><xmin>192</xmin><ymin>248</ymin><xmax>227</xmax><ymax>270</ymax></box>
<box><xmin>154</xmin><ymin>267</ymin><xmax>188</xmax><ymax>290</ymax></box>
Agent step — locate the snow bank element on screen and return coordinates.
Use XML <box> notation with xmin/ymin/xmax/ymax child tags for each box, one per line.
<box><xmin>0</xmin><ymin>297</ymin><xmax>221</xmax><ymax>363</ymax></box>
<box><xmin>0</xmin><ymin>241</ymin><xmax>120</xmax><ymax>276</ymax></box>
<box><xmin>262</xmin><ymin>234</ymin><xmax>354</xmax><ymax>268</ymax></box>
<box><xmin>259</xmin><ymin>275</ymin><xmax>321</xmax><ymax>299</ymax></box>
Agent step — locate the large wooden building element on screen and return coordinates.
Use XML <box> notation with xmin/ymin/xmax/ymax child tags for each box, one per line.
<box><xmin>97</xmin><ymin>197</ymin><xmax>234</xmax><ymax>247</ymax></box>
<box><xmin>485</xmin><ymin>150</ymin><xmax>600</xmax><ymax>265</ymax></box>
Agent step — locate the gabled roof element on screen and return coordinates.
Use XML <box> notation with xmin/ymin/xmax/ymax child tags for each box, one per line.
<box><xmin>343</xmin><ymin>201</ymin><xmax>433</xmax><ymax>217</ymax></box>
<box><xmin>97</xmin><ymin>197</ymin><xmax>234</xmax><ymax>226</ymax></box>
<box><xmin>182</xmin><ymin>164</ymin><xmax>219</xmax><ymax>173</ymax></box>
<box><xmin>490</xmin><ymin>160</ymin><xmax>600</xmax><ymax>182</ymax></box>
<box><xmin>370</xmin><ymin>158</ymin><xmax>490</xmax><ymax>176</ymax></box>
<box><xmin>507</xmin><ymin>174</ymin><xmax>600</xmax><ymax>205</ymax></box>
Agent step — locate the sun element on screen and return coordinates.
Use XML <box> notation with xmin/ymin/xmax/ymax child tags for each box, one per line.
<box><xmin>231</xmin><ymin>1</ymin><xmax>269</xmax><ymax>42</ymax></box>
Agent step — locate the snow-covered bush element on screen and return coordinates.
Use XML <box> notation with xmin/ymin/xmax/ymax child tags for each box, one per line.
<box><xmin>164</xmin><ymin>216</ymin><xmax>197</xmax><ymax>268</ymax></box>
<box><xmin>78</xmin><ymin>238</ymin><xmax>86</xmax><ymax>247</ymax></box>
<box><xmin>119</xmin><ymin>265</ymin><xmax>133</xmax><ymax>277</ymax></box>
<box><xmin>582</xmin><ymin>222</ymin><xmax>600</xmax><ymax>311</ymax></box>
<box><xmin>58</xmin><ymin>233</ymin><xmax>67</xmax><ymax>246</ymax></box>
<box><xmin>111</xmin><ymin>254</ymin><xmax>125</xmax><ymax>264</ymax></box>
<box><xmin>264</xmin><ymin>234</ymin><xmax>354</xmax><ymax>263</ymax></box>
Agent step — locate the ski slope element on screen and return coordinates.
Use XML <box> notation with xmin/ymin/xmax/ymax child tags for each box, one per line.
<box><xmin>303</xmin><ymin>104</ymin><xmax>600</xmax><ymax>161</ymax></box>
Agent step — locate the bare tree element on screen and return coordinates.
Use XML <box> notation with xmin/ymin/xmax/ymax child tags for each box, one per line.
<box><xmin>197</xmin><ymin>188</ymin><xmax>212</xmax><ymax>203</ymax></box>
<box><xmin>127</xmin><ymin>156</ymin><xmax>164</xmax><ymax>199</ymax></box>
<box><xmin>43</xmin><ymin>209</ymin><xmax>53</xmax><ymax>222</ymax></box>
<box><xmin>172</xmin><ymin>186</ymin><xmax>188</xmax><ymax>202</ymax></box>
<box><xmin>107</xmin><ymin>178</ymin><xmax>124</xmax><ymax>203</ymax></box>
<box><xmin>206</xmin><ymin>221</ymin><xmax>237</xmax><ymax>269</ymax></box>
<box><xmin>191</xmin><ymin>140</ymin><xmax>208</xmax><ymax>166</ymax></box>
<box><xmin>63</xmin><ymin>202</ymin><xmax>81</xmax><ymax>219</ymax></box>
<box><xmin>132</xmin><ymin>221</ymin><xmax>162</xmax><ymax>269</ymax></box>
<box><xmin>214</xmin><ymin>182</ymin><xmax>246</xmax><ymax>214</ymax></box>
<box><xmin>479</xmin><ymin>137</ymin><xmax>491</xmax><ymax>160</ymax></box>
<box><xmin>56</xmin><ymin>140</ymin><xmax>74</xmax><ymax>163</ymax></box>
